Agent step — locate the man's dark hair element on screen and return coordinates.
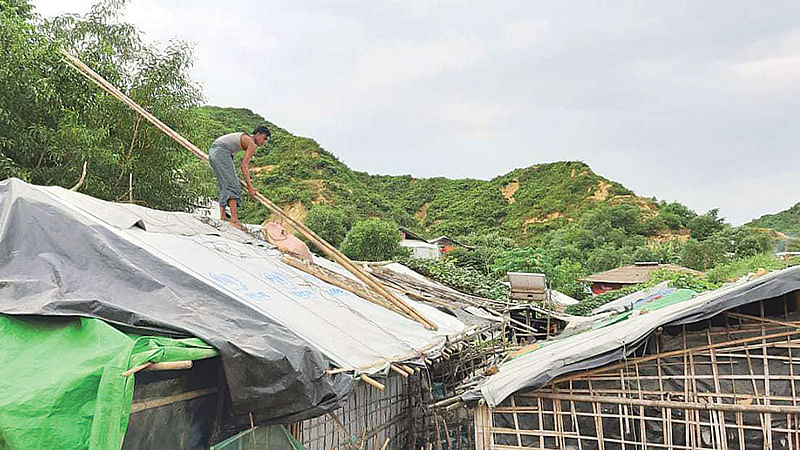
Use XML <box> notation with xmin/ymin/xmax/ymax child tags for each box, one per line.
<box><xmin>252</xmin><ymin>125</ymin><xmax>271</xmax><ymax>137</ymax></box>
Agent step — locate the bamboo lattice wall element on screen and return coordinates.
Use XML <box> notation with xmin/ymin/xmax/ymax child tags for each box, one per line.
<box><xmin>477</xmin><ymin>291</ymin><xmax>800</xmax><ymax>450</ymax></box>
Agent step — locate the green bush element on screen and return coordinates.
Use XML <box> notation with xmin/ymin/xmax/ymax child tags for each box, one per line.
<box><xmin>490</xmin><ymin>247</ymin><xmax>546</xmax><ymax>277</ymax></box>
<box><xmin>397</xmin><ymin>256</ymin><xmax>509</xmax><ymax>301</ymax></box>
<box><xmin>305</xmin><ymin>205</ymin><xmax>351</xmax><ymax>247</ymax></box>
<box><xmin>681</xmin><ymin>237</ymin><xmax>728</xmax><ymax>270</ymax></box>
<box><xmin>340</xmin><ymin>219</ymin><xmax>401</xmax><ymax>261</ymax></box>
<box><xmin>706</xmin><ymin>253</ymin><xmax>787</xmax><ymax>284</ymax></box>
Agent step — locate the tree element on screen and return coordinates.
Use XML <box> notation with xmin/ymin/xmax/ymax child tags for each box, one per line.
<box><xmin>688</xmin><ymin>209</ymin><xmax>726</xmax><ymax>240</ymax></box>
<box><xmin>490</xmin><ymin>247</ymin><xmax>546</xmax><ymax>277</ymax></box>
<box><xmin>681</xmin><ymin>237</ymin><xmax>728</xmax><ymax>270</ymax></box>
<box><xmin>0</xmin><ymin>0</ymin><xmax>208</xmax><ymax>210</ymax></box>
<box><xmin>730</xmin><ymin>227</ymin><xmax>773</xmax><ymax>258</ymax></box>
<box><xmin>341</xmin><ymin>219</ymin><xmax>401</xmax><ymax>261</ymax></box>
<box><xmin>305</xmin><ymin>205</ymin><xmax>352</xmax><ymax>247</ymax></box>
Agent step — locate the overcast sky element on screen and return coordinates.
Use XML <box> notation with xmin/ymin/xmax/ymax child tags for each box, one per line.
<box><xmin>32</xmin><ymin>0</ymin><xmax>800</xmax><ymax>225</ymax></box>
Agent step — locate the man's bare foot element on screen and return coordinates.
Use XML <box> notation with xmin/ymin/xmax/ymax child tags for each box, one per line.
<box><xmin>229</xmin><ymin>220</ymin><xmax>245</xmax><ymax>231</ymax></box>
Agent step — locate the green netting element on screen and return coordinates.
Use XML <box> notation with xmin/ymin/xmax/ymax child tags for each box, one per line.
<box><xmin>210</xmin><ymin>425</ymin><xmax>306</xmax><ymax>450</ymax></box>
<box><xmin>0</xmin><ymin>314</ymin><xmax>218</xmax><ymax>450</ymax></box>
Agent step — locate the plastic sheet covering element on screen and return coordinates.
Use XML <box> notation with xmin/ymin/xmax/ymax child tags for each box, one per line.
<box><xmin>0</xmin><ymin>314</ymin><xmax>216</xmax><ymax>450</ymax></box>
<box><xmin>0</xmin><ymin>179</ymin><xmax>465</xmax><ymax>425</ymax></box>
<box><xmin>475</xmin><ymin>265</ymin><xmax>800</xmax><ymax>407</ymax></box>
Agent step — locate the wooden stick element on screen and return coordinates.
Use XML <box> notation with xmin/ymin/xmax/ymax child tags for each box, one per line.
<box><xmin>399</xmin><ymin>364</ymin><xmax>416</xmax><ymax>376</ymax></box>
<box><xmin>529</xmin><ymin>391</ymin><xmax>800</xmax><ymax>415</ymax></box>
<box><xmin>122</xmin><ymin>362</ymin><xmax>153</xmax><ymax>377</ymax></box>
<box><xmin>390</xmin><ymin>364</ymin><xmax>409</xmax><ymax>378</ymax></box>
<box><xmin>130</xmin><ymin>387</ymin><xmax>217</xmax><ymax>413</ymax></box>
<box><xmin>146</xmin><ymin>360</ymin><xmax>192</xmax><ymax>371</ymax></box>
<box><xmin>360</xmin><ymin>374</ymin><xmax>385</xmax><ymax>391</ymax></box>
<box><xmin>381</xmin><ymin>437</ymin><xmax>391</xmax><ymax>450</ymax></box>
<box><xmin>59</xmin><ymin>49</ymin><xmax>438</xmax><ymax>331</ymax></box>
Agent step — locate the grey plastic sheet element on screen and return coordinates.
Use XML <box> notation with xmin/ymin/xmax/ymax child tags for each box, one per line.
<box><xmin>0</xmin><ymin>178</ymin><xmax>466</xmax><ymax>426</ymax></box>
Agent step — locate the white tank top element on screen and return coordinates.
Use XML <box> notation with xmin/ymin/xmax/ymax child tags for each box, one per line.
<box><xmin>212</xmin><ymin>132</ymin><xmax>245</xmax><ymax>154</ymax></box>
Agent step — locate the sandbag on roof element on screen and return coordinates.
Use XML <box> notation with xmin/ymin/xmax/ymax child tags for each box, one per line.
<box><xmin>0</xmin><ymin>178</ymin><xmax>469</xmax><ymax>425</ymax></box>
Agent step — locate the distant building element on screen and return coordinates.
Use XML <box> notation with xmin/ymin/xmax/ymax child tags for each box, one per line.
<box><xmin>584</xmin><ymin>261</ymin><xmax>704</xmax><ymax>295</ymax></box>
<box><xmin>399</xmin><ymin>227</ymin><xmax>440</xmax><ymax>260</ymax></box>
<box><xmin>398</xmin><ymin>228</ymin><xmax>475</xmax><ymax>260</ymax></box>
<box><xmin>428</xmin><ymin>236</ymin><xmax>475</xmax><ymax>255</ymax></box>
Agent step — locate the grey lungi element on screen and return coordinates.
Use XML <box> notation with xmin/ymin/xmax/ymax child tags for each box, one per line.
<box><xmin>208</xmin><ymin>145</ymin><xmax>241</xmax><ymax>207</ymax></box>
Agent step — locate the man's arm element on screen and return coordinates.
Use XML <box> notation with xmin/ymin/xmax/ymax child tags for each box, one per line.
<box><xmin>240</xmin><ymin>135</ymin><xmax>256</xmax><ymax>197</ymax></box>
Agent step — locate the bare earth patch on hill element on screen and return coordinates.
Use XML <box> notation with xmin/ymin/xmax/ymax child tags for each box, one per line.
<box><xmin>589</xmin><ymin>181</ymin><xmax>612</xmax><ymax>201</ymax></box>
<box><xmin>501</xmin><ymin>180</ymin><xmax>520</xmax><ymax>204</ymax></box>
<box><xmin>648</xmin><ymin>229</ymin><xmax>691</xmax><ymax>245</ymax></box>
<box><xmin>415</xmin><ymin>202</ymin><xmax>431</xmax><ymax>223</ymax></box>
<box><xmin>524</xmin><ymin>212</ymin><xmax>566</xmax><ymax>226</ymax></box>
<box><xmin>265</xmin><ymin>201</ymin><xmax>308</xmax><ymax>229</ymax></box>
<box><xmin>305</xmin><ymin>179</ymin><xmax>328</xmax><ymax>205</ymax></box>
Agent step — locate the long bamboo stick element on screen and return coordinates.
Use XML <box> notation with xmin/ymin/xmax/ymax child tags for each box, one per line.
<box><xmin>59</xmin><ymin>49</ymin><xmax>437</xmax><ymax>330</ymax></box>
<box><xmin>529</xmin><ymin>391</ymin><xmax>800</xmax><ymax>415</ymax></box>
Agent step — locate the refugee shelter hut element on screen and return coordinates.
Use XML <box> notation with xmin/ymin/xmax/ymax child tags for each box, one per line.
<box><xmin>0</xmin><ymin>178</ymin><xmax>497</xmax><ymax>449</ymax></box>
<box><xmin>399</xmin><ymin>227</ymin><xmax>441</xmax><ymax>260</ymax></box>
<box><xmin>584</xmin><ymin>262</ymin><xmax>704</xmax><ymax>295</ymax></box>
<box><xmin>428</xmin><ymin>235</ymin><xmax>475</xmax><ymax>254</ymax></box>
<box><xmin>470</xmin><ymin>265</ymin><xmax>800</xmax><ymax>449</ymax></box>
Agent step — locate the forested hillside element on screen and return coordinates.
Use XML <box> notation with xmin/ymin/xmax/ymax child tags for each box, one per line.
<box><xmin>749</xmin><ymin>203</ymin><xmax>800</xmax><ymax>234</ymax></box>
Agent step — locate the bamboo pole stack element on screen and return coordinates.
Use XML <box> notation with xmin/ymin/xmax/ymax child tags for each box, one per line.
<box><xmin>59</xmin><ymin>49</ymin><xmax>437</xmax><ymax>331</ymax></box>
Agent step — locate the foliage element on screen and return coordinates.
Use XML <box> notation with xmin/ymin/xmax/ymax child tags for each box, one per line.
<box><xmin>340</xmin><ymin>219</ymin><xmax>401</xmax><ymax>261</ymax></box>
<box><xmin>0</xmin><ymin>0</ymin><xmax>207</xmax><ymax>209</ymax></box>
<box><xmin>681</xmin><ymin>236</ymin><xmax>728</xmax><ymax>270</ymax></box>
<box><xmin>688</xmin><ymin>209</ymin><xmax>726</xmax><ymax>240</ymax></box>
<box><xmin>705</xmin><ymin>253</ymin><xmax>787</xmax><ymax>284</ymax></box>
<box><xmin>565</xmin><ymin>284</ymin><xmax>642</xmax><ymax>316</ymax></box>
<box><xmin>489</xmin><ymin>247</ymin><xmax>546</xmax><ymax>277</ymax></box>
<box><xmin>445</xmin><ymin>231</ymin><xmax>517</xmax><ymax>275</ymax></box>
<box><xmin>397</xmin><ymin>256</ymin><xmax>509</xmax><ymax>301</ymax></box>
<box><xmin>748</xmin><ymin>202</ymin><xmax>800</xmax><ymax>234</ymax></box>
<box><xmin>305</xmin><ymin>205</ymin><xmax>353</xmax><ymax>248</ymax></box>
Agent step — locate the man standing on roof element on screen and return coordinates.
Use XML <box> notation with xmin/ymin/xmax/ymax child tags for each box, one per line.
<box><xmin>208</xmin><ymin>126</ymin><xmax>270</xmax><ymax>230</ymax></box>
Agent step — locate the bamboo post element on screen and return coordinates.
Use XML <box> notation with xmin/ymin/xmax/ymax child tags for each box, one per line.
<box><xmin>389</xmin><ymin>364</ymin><xmax>409</xmax><ymax>378</ymax></box>
<box><xmin>59</xmin><ymin>49</ymin><xmax>437</xmax><ymax>331</ymax></box>
<box><xmin>360</xmin><ymin>374</ymin><xmax>385</xmax><ymax>391</ymax></box>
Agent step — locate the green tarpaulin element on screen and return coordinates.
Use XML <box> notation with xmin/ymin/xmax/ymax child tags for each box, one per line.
<box><xmin>0</xmin><ymin>314</ymin><xmax>218</xmax><ymax>450</ymax></box>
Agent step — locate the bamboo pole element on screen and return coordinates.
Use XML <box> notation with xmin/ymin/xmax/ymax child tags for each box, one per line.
<box><xmin>59</xmin><ymin>49</ymin><xmax>437</xmax><ymax>330</ymax></box>
<box><xmin>360</xmin><ymin>374</ymin><xmax>385</xmax><ymax>391</ymax></box>
<box><xmin>529</xmin><ymin>391</ymin><xmax>800</xmax><ymax>415</ymax></box>
<box><xmin>389</xmin><ymin>364</ymin><xmax>409</xmax><ymax>378</ymax></box>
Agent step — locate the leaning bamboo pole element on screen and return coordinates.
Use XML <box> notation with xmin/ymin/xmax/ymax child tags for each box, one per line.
<box><xmin>59</xmin><ymin>49</ymin><xmax>437</xmax><ymax>330</ymax></box>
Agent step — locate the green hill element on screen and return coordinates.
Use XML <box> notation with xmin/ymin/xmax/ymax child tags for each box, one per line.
<box><xmin>191</xmin><ymin>106</ymin><xmax>689</xmax><ymax>247</ymax></box>
<box><xmin>748</xmin><ymin>203</ymin><xmax>800</xmax><ymax>234</ymax></box>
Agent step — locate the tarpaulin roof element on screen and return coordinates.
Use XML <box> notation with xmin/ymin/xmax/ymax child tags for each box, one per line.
<box><xmin>473</xmin><ymin>264</ymin><xmax>800</xmax><ymax>407</ymax></box>
<box><xmin>0</xmin><ymin>178</ymin><xmax>474</xmax><ymax>424</ymax></box>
